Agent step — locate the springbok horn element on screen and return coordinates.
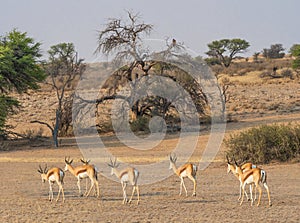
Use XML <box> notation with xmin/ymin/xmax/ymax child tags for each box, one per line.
<box><xmin>44</xmin><ymin>164</ymin><xmax>48</xmax><ymax>173</ymax></box>
<box><xmin>38</xmin><ymin>165</ymin><xmax>43</xmax><ymax>173</ymax></box>
<box><xmin>226</xmin><ymin>155</ymin><xmax>231</xmax><ymax>164</ymax></box>
<box><xmin>233</xmin><ymin>156</ymin><xmax>238</xmax><ymax>166</ymax></box>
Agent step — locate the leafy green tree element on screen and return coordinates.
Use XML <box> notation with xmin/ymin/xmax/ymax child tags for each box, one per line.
<box><xmin>0</xmin><ymin>29</ymin><xmax>45</xmax><ymax>137</ymax></box>
<box><xmin>31</xmin><ymin>43</ymin><xmax>85</xmax><ymax>147</ymax></box>
<box><xmin>205</xmin><ymin>38</ymin><xmax>250</xmax><ymax>67</ymax></box>
<box><xmin>290</xmin><ymin>44</ymin><xmax>300</xmax><ymax>74</ymax></box>
<box><xmin>0</xmin><ymin>96</ymin><xmax>19</xmax><ymax>137</ymax></box>
<box><xmin>262</xmin><ymin>44</ymin><xmax>285</xmax><ymax>59</ymax></box>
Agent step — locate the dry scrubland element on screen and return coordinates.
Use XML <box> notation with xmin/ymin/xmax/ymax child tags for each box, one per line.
<box><xmin>1</xmin><ymin>60</ymin><xmax>300</xmax><ymax>222</ymax></box>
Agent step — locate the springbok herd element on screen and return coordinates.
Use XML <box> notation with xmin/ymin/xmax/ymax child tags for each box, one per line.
<box><xmin>37</xmin><ymin>154</ymin><xmax>272</xmax><ymax>207</ymax></box>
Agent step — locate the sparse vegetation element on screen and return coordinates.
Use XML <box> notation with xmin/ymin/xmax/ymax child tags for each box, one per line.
<box><xmin>205</xmin><ymin>38</ymin><xmax>250</xmax><ymax>68</ymax></box>
<box><xmin>226</xmin><ymin>124</ymin><xmax>300</xmax><ymax>164</ymax></box>
<box><xmin>130</xmin><ymin>116</ymin><xmax>150</xmax><ymax>133</ymax></box>
<box><xmin>210</xmin><ymin>56</ymin><xmax>292</xmax><ymax>77</ymax></box>
<box><xmin>280</xmin><ymin>68</ymin><xmax>294</xmax><ymax>79</ymax></box>
<box><xmin>0</xmin><ymin>141</ymin><xmax>9</xmax><ymax>151</ymax></box>
<box><xmin>262</xmin><ymin>44</ymin><xmax>285</xmax><ymax>59</ymax></box>
<box><xmin>290</xmin><ymin>44</ymin><xmax>300</xmax><ymax>76</ymax></box>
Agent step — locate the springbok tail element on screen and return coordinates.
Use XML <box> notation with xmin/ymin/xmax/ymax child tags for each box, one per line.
<box><xmin>193</xmin><ymin>164</ymin><xmax>198</xmax><ymax>176</ymax></box>
<box><xmin>260</xmin><ymin>169</ymin><xmax>267</xmax><ymax>184</ymax></box>
<box><xmin>92</xmin><ymin>166</ymin><xmax>98</xmax><ymax>181</ymax></box>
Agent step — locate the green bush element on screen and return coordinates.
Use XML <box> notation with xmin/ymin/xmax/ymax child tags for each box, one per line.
<box><xmin>130</xmin><ymin>117</ymin><xmax>150</xmax><ymax>132</ymax></box>
<box><xmin>225</xmin><ymin>124</ymin><xmax>300</xmax><ymax>164</ymax></box>
<box><xmin>204</xmin><ymin>57</ymin><xmax>221</xmax><ymax>66</ymax></box>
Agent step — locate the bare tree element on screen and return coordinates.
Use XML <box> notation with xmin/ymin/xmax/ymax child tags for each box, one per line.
<box><xmin>95</xmin><ymin>11</ymin><xmax>156</xmax><ymax>121</ymax></box>
<box><xmin>32</xmin><ymin>43</ymin><xmax>85</xmax><ymax>147</ymax></box>
<box><xmin>82</xmin><ymin>11</ymin><xmax>209</xmax><ymax>132</ymax></box>
<box><xmin>218</xmin><ymin>77</ymin><xmax>233</xmax><ymax>114</ymax></box>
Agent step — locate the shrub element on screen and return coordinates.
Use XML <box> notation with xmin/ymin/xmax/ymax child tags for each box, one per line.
<box><xmin>204</xmin><ymin>57</ymin><xmax>221</xmax><ymax>66</ymax></box>
<box><xmin>280</xmin><ymin>69</ymin><xmax>294</xmax><ymax>79</ymax></box>
<box><xmin>130</xmin><ymin>117</ymin><xmax>150</xmax><ymax>132</ymax></box>
<box><xmin>23</xmin><ymin>128</ymin><xmax>44</xmax><ymax>140</ymax></box>
<box><xmin>0</xmin><ymin>141</ymin><xmax>9</xmax><ymax>151</ymax></box>
<box><xmin>225</xmin><ymin>124</ymin><xmax>300</xmax><ymax>164</ymax></box>
<box><xmin>262</xmin><ymin>44</ymin><xmax>285</xmax><ymax>59</ymax></box>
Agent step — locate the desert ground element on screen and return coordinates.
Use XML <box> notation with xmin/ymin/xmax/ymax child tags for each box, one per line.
<box><xmin>1</xmin><ymin>113</ymin><xmax>300</xmax><ymax>223</ymax></box>
<box><xmin>1</xmin><ymin>63</ymin><xmax>300</xmax><ymax>222</ymax></box>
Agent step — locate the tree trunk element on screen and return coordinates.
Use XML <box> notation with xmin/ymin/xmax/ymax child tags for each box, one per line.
<box><xmin>53</xmin><ymin>109</ymin><xmax>61</xmax><ymax>147</ymax></box>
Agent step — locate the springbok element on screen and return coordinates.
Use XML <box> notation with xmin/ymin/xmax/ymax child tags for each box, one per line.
<box><xmin>107</xmin><ymin>158</ymin><xmax>140</xmax><ymax>205</ymax></box>
<box><xmin>235</xmin><ymin>160</ymin><xmax>272</xmax><ymax>206</ymax></box>
<box><xmin>80</xmin><ymin>158</ymin><xmax>98</xmax><ymax>196</ymax></box>
<box><xmin>169</xmin><ymin>153</ymin><xmax>197</xmax><ymax>197</ymax></box>
<box><xmin>64</xmin><ymin>157</ymin><xmax>100</xmax><ymax>198</ymax></box>
<box><xmin>37</xmin><ymin>164</ymin><xmax>65</xmax><ymax>202</ymax></box>
<box><xmin>226</xmin><ymin>155</ymin><xmax>257</xmax><ymax>201</ymax></box>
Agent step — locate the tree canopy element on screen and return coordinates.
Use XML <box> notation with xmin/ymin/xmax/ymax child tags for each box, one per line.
<box><xmin>0</xmin><ymin>29</ymin><xmax>45</xmax><ymax>136</ymax></box>
<box><xmin>0</xmin><ymin>29</ymin><xmax>45</xmax><ymax>93</ymax></box>
<box><xmin>290</xmin><ymin>44</ymin><xmax>300</xmax><ymax>72</ymax></box>
<box><xmin>262</xmin><ymin>44</ymin><xmax>285</xmax><ymax>59</ymax></box>
<box><xmin>205</xmin><ymin>38</ymin><xmax>250</xmax><ymax>67</ymax></box>
<box><xmin>92</xmin><ymin>11</ymin><xmax>208</xmax><ymax>133</ymax></box>
<box><xmin>32</xmin><ymin>42</ymin><xmax>85</xmax><ymax>146</ymax></box>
